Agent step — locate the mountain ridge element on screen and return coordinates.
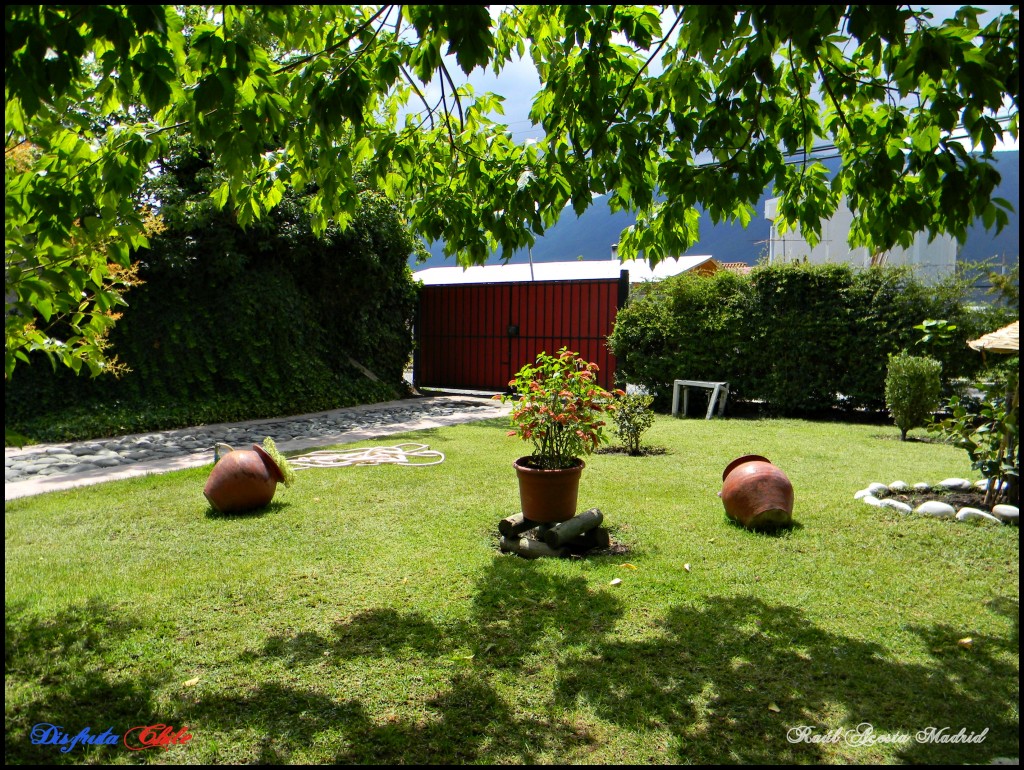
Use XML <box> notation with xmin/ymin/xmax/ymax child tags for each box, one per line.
<box><xmin>412</xmin><ymin>151</ymin><xmax>1018</xmax><ymax>271</ymax></box>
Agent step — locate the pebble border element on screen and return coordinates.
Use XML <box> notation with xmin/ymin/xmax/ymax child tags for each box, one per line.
<box><xmin>854</xmin><ymin>478</ymin><xmax>1018</xmax><ymax>525</ymax></box>
<box><xmin>4</xmin><ymin>399</ymin><xmax>503</xmax><ymax>483</ymax></box>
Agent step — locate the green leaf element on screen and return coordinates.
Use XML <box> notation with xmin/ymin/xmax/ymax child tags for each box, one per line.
<box><xmin>193</xmin><ymin>74</ymin><xmax>223</xmax><ymax>112</ymax></box>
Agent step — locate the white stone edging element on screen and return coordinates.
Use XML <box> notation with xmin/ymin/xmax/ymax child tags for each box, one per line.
<box><xmin>853</xmin><ymin>478</ymin><xmax>1018</xmax><ymax>525</ymax></box>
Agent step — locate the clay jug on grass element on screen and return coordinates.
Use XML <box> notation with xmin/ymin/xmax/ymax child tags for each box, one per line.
<box><xmin>720</xmin><ymin>455</ymin><xmax>794</xmax><ymax>530</ymax></box>
<box><xmin>204</xmin><ymin>444</ymin><xmax>285</xmax><ymax>513</ymax></box>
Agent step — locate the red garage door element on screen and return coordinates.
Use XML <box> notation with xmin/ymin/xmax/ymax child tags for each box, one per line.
<box><xmin>415</xmin><ymin>274</ymin><xmax>628</xmax><ymax>392</ymax></box>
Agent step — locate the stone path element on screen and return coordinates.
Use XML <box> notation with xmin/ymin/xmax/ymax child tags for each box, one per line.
<box><xmin>5</xmin><ymin>395</ymin><xmax>510</xmax><ymax>501</ymax></box>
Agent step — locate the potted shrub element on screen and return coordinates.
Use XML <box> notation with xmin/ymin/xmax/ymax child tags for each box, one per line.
<box><xmin>496</xmin><ymin>348</ymin><xmax>621</xmax><ymax>522</ymax></box>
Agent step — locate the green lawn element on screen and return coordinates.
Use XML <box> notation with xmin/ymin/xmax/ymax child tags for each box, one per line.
<box><xmin>5</xmin><ymin>415</ymin><xmax>1019</xmax><ymax>765</ymax></box>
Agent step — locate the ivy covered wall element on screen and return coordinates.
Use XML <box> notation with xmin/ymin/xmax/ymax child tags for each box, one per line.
<box><xmin>6</xmin><ymin>147</ymin><xmax>420</xmax><ymax>442</ymax></box>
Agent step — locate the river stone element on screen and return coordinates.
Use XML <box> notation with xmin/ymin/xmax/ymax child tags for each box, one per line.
<box><xmin>956</xmin><ymin>508</ymin><xmax>1003</xmax><ymax>524</ymax></box>
<box><xmin>854</xmin><ymin>488</ymin><xmax>873</xmax><ymax>500</ymax></box>
<box><xmin>975</xmin><ymin>479</ymin><xmax>1008</xmax><ymax>493</ymax></box>
<box><xmin>937</xmin><ymin>477</ymin><xmax>973</xmax><ymax>491</ymax></box>
<box><xmin>990</xmin><ymin>505</ymin><xmax>1019</xmax><ymax>524</ymax></box>
<box><xmin>888</xmin><ymin>480</ymin><xmax>911</xmax><ymax>492</ymax></box>
<box><xmin>913</xmin><ymin>482</ymin><xmax>932</xmax><ymax>492</ymax></box>
<box><xmin>914</xmin><ymin>501</ymin><xmax>956</xmax><ymax>518</ymax></box>
<box><xmin>881</xmin><ymin>499</ymin><xmax>913</xmax><ymax>514</ymax></box>
<box><xmin>861</xmin><ymin>495</ymin><xmax>884</xmax><ymax>507</ymax></box>
<box><xmin>866</xmin><ymin>482</ymin><xmax>890</xmax><ymax>496</ymax></box>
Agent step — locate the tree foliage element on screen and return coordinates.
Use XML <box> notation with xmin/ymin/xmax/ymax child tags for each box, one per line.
<box><xmin>5</xmin><ymin>5</ymin><xmax>1019</xmax><ymax>377</ymax></box>
<box><xmin>931</xmin><ymin>362</ymin><xmax>1019</xmax><ymax>506</ymax></box>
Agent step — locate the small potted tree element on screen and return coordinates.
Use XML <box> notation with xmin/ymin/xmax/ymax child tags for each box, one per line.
<box><xmin>496</xmin><ymin>348</ymin><xmax>620</xmax><ymax>522</ymax></box>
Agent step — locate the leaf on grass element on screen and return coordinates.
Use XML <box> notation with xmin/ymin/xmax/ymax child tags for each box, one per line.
<box><xmin>684</xmin><ymin>563</ymin><xmax>691</xmax><ymax>572</ymax></box>
<box><xmin>957</xmin><ymin>637</ymin><xmax>974</xmax><ymax>649</ymax></box>
<box><xmin>609</xmin><ymin>578</ymin><xmax>622</xmax><ymax>586</ymax></box>
<box><xmin>768</xmin><ymin>703</ymin><xmax>781</xmax><ymax>713</ymax></box>
<box><xmin>621</xmin><ymin>563</ymin><xmax>638</xmax><ymax>570</ymax></box>
<box><xmin>183</xmin><ymin>677</ymin><xmax>201</xmax><ymax>687</ymax></box>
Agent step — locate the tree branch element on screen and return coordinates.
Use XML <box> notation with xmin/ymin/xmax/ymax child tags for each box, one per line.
<box><xmin>4</xmin><ymin>137</ymin><xmax>32</xmax><ymax>156</ymax></box>
<box><xmin>399</xmin><ymin>63</ymin><xmax>436</xmax><ymax>131</ymax></box>
<box><xmin>815</xmin><ymin>57</ymin><xmax>866</xmax><ymax>163</ymax></box>
<box><xmin>438</xmin><ymin>59</ymin><xmax>465</xmax><ymax>132</ymax></box>
<box><xmin>611</xmin><ymin>10</ymin><xmax>684</xmax><ymax>124</ymax></box>
<box><xmin>438</xmin><ymin>68</ymin><xmax>457</xmax><ymax>151</ymax></box>
<box><xmin>788</xmin><ymin>43</ymin><xmax>810</xmax><ymax>172</ymax></box>
<box><xmin>274</xmin><ymin>6</ymin><xmax>393</xmax><ymax>74</ymax></box>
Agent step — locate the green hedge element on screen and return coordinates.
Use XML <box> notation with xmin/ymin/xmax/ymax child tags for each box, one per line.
<box><xmin>5</xmin><ymin>185</ymin><xmax>419</xmax><ymax>443</ymax></box>
<box><xmin>610</xmin><ymin>263</ymin><xmax>1013</xmax><ymax>416</ymax></box>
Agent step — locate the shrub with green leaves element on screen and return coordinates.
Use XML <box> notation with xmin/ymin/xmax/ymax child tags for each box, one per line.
<box><xmin>609</xmin><ymin>270</ymin><xmax>749</xmax><ymax>409</ymax></box>
<box><xmin>612</xmin><ymin>393</ymin><xmax>656</xmax><ymax>455</ymax></box>
<box><xmin>930</xmin><ymin>358</ymin><xmax>1019</xmax><ymax>506</ymax></box>
<box><xmin>885</xmin><ymin>352</ymin><xmax>943</xmax><ymax>441</ymax></box>
<box><xmin>610</xmin><ymin>263</ymin><xmax>1004</xmax><ymax>416</ymax></box>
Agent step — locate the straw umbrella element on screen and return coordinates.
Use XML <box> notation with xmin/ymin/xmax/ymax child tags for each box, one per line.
<box><xmin>966</xmin><ymin>320</ymin><xmax>1018</xmax><ymax>507</ymax></box>
<box><xmin>967</xmin><ymin>320</ymin><xmax>1019</xmax><ymax>354</ymax></box>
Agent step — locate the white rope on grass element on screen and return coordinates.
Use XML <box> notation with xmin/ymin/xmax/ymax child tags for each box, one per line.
<box><xmin>286</xmin><ymin>442</ymin><xmax>445</xmax><ymax>470</ymax></box>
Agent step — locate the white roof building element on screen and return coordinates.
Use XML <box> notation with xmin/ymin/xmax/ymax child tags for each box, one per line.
<box><xmin>414</xmin><ymin>255</ymin><xmax>720</xmax><ymax>285</ymax></box>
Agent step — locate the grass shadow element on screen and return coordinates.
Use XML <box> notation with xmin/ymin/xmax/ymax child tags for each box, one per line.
<box><xmin>723</xmin><ymin>516</ymin><xmax>805</xmax><ymax>537</ymax></box>
<box><xmin>203</xmin><ymin>500</ymin><xmax>291</xmax><ymax>520</ymax></box>
<box><xmin>190</xmin><ymin>561</ymin><xmax>1020</xmax><ymax>763</ymax></box>
<box><xmin>5</xmin><ymin>600</ymin><xmax>175</xmax><ymax>765</ymax></box>
<box><xmin>869</xmin><ymin>433</ymin><xmax>948</xmax><ymax>444</ymax></box>
<box><xmin>551</xmin><ymin>594</ymin><xmax>1019</xmax><ymax>763</ymax></box>
<box><xmin>596</xmin><ymin>445</ymin><xmax>671</xmax><ymax>457</ymax></box>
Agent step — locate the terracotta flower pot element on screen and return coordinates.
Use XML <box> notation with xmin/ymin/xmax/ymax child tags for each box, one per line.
<box><xmin>204</xmin><ymin>444</ymin><xmax>285</xmax><ymax>513</ymax></box>
<box><xmin>514</xmin><ymin>457</ymin><xmax>584</xmax><ymax>523</ymax></box>
<box><xmin>719</xmin><ymin>454</ymin><xmax>794</xmax><ymax>529</ymax></box>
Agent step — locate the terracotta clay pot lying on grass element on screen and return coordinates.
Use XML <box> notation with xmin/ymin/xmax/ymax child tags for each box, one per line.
<box><xmin>204</xmin><ymin>444</ymin><xmax>285</xmax><ymax>513</ymax></box>
<box><xmin>719</xmin><ymin>454</ymin><xmax>794</xmax><ymax>530</ymax></box>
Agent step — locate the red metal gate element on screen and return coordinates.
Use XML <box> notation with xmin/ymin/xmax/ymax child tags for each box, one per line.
<box><xmin>415</xmin><ymin>273</ymin><xmax>628</xmax><ymax>392</ymax></box>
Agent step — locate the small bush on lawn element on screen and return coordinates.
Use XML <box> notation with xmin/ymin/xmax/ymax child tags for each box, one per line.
<box><xmin>612</xmin><ymin>393</ymin><xmax>656</xmax><ymax>455</ymax></box>
<box><xmin>885</xmin><ymin>351</ymin><xmax>942</xmax><ymax>440</ymax></box>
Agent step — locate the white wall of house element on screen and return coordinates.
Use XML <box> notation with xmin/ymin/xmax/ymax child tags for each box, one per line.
<box><xmin>764</xmin><ymin>197</ymin><xmax>958</xmax><ymax>282</ymax></box>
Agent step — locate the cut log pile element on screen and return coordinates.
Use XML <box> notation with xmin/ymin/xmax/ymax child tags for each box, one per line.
<box><xmin>498</xmin><ymin>508</ymin><xmax>612</xmax><ymax>559</ymax></box>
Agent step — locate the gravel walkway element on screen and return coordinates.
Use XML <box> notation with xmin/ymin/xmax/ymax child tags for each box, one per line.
<box><xmin>5</xmin><ymin>395</ymin><xmax>509</xmax><ymax>500</ymax></box>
